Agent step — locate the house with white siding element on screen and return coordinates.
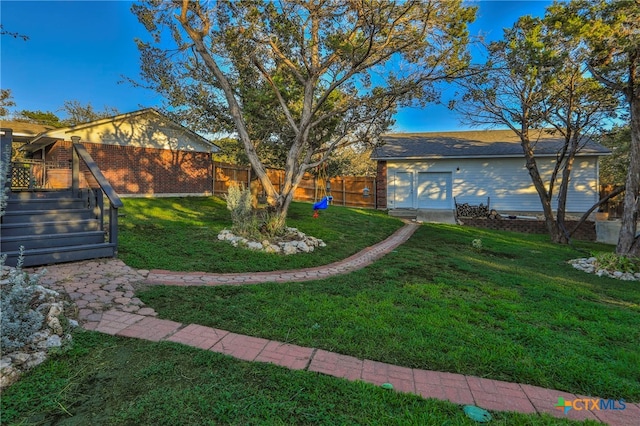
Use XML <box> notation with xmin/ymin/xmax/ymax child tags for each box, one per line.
<box><xmin>372</xmin><ymin>129</ymin><xmax>610</xmax><ymax>215</ymax></box>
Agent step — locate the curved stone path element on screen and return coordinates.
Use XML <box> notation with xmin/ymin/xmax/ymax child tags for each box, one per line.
<box><xmin>32</xmin><ymin>223</ymin><xmax>637</xmax><ymax>425</ymax></box>
<box><xmin>145</xmin><ymin>222</ymin><xmax>419</xmax><ymax>286</ymax></box>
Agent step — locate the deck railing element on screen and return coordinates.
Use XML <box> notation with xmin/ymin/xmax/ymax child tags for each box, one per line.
<box><xmin>71</xmin><ymin>138</ymin><xmax>123</xmax><ymax>251</ymax></box>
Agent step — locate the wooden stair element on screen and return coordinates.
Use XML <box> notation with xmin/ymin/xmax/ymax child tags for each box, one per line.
<box><xmin>1</xmin><ymin>190</ymin><xmax>116</xmax><ymax>267</ymax></box>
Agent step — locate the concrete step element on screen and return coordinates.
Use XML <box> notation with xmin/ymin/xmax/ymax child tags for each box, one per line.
<box><xmin>388</xmin><ymin>209</ymin><xmax>418</xmax><ymax>219</ymax></box>
<box><xmin>417</xmin><ymin>209</ymin><xmax>457</xmax><ymax>224</ymax></box>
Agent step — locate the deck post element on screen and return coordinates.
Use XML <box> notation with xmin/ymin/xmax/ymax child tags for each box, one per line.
<box><xmin>1</xmin><ymin>128</ymin><xmax>13</xmax><ymax>192</ymax></box>
<box><xmin>71</xmin><ymin>136</ymin><xmax>80</xmax><ymax>197</ymax></box>
<box><xmin>109</xmin><ymin>205</ymin><xmax>118</xmax><ymax>255</ymax></box>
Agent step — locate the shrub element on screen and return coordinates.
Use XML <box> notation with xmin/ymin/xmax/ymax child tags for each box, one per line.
<box><xmin>0</xmin><ymin>253</ymin><xmax>49</xmax><ymax>352</ymax></box>
<box><xmin>593</xmin><ymin>252</ymin><xmax>640</xmax><ymax>274</ymax></box>
<box><xmin>225</xmin><ymin>183</ymin><xmax>258</xmax><ymax>238</ymax></box>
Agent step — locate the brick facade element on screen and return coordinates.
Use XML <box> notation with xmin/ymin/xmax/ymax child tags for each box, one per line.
<box><xmin>375</xmin><ymin>161</ymin><xmax>387</xmax><ymax>209</ymax></box>
<box><xmin>46</xmin><ymin>141</ymin><xmax>213</xmax><ymax>195</ymax></box>
<box><xmin>460</xmin><ymin>218</ymin><xmax>596</xmax><ymax>242</ymax></box>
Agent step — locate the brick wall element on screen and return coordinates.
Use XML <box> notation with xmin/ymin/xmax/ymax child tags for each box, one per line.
<box><xmin>375</xmin><ymin>161</ymin><xmax>387</xmax><ymax>209</ymax></box>
<box><xmin>460</xmin><ymin>218</ymin><xmax>596</xmax><ymax>241</ymax></box>
<box><xmin>46</xmin><ymin>141</ymin><xmax>213</xmax><ymax>195</ymax></box>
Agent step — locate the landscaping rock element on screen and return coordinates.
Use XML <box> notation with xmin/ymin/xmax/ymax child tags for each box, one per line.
<box><xmin>217</xmin><ymin>227</ymin><xmax>325</xmax><ymax>255</ymax></box>
<box><xmin>568</xmin><ymin>257</ymin><xmax>640</xmax><ymax>282</ymax></box>
<box><xmin>8</xmin><ymin>352</ymin><xmax>29</xmax><ymax>365</ymax></box>
<box><xmin>46</xmin><ymin>335</ymin><xmax>62</xmax><ymax>348</ymax></box>
<box><xmin>247</xmin><ymin>241</ymin><xmax>264</xmax><ymax>251</ymax></box>
<box><xmin>47</xmin><ymin>317</ymin><xmax>63</xmax><ymax>335</ymax></box>
<box><xmin>0</xmin><ymin>265</ymin><xmax>73</xmax><ymax>391</ymax></box>
<box><xmin>23</xmin><ymin>352</ymin><xmax>47</xmax><ymax>369</ymax></box>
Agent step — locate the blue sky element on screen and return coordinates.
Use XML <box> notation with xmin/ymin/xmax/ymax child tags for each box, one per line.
<box><xmin>1</xmin><ymin>1</ymin><xmax>553</xmax><ymax>133</ymax></box>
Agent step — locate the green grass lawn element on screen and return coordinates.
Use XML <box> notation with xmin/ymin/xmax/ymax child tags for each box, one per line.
<box><xmin>4</xmin><ymin>198</ymin><xmax>638</xmax><ymax>424</ymax></box>
<box><xmin>118</xmin><ymin>197</ymin><xmax>403</xmax><ymax>272</ymax></box>
<box><xmin>136</xmin><ymin>222</ymin><xmax>640</xmax><ymax>402</ymax></box>
<box><xmin>1</xmin><ymin>331</ymin><xmax>594</xmax><ymax>425</ymax></box>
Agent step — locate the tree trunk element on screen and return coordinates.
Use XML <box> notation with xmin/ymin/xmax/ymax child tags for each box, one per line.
<box><xmin>520</xmin><ymin>135</ymin><xmax>568</xmax><ymax>243</ymax></box>
<box><xmin>616</xmin><ymin>95</ymin><xmax>640</xmax><ymax>256</ymax></box>
<box><xmin>555</xmin><ymin>135</ymin><xmax>580</xmax><ymax>243</ymax></box>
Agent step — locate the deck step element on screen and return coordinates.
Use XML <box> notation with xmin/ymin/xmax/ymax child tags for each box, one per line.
<box><xmin>2</xmin><ymin>243</ymin><xmax>116</xmax><ymax>267</ymax></box>
<box><xmin>2</xmin><ymin>208</ymin><xmax>97</xmax><ymax>224</ymax></box>
<box><xmin>1</xmin><ymin>219</ymin><xmax>101</xmax><ymax>236</ymax></box>
<box><xmin>6</xmin><ymin>197</ymin><xmax>89</xmax><ymax>210</ymax></box>
<box><xmin>8</xmin><ymin>190</ymin><xmax>75</xmax><ymax>200</ymax></box>
<box><xmin>2</xmin><ymin>189</ymin><xmax>116</xmax><ymax>266</ymax></box>
<box><xmin>1</xmin><ymin>231</ymin><xmax>106</xmax><ymax>252</ymax></box>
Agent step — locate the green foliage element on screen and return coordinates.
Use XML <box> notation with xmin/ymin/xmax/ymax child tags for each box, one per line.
<box><xmin>212</xmin><ymin>137</ymin><xmax>249</xmax><ymax>166</ymax></box>
<box><xmin>225</xmin><ymin>183</ymin><xmax>257</xmax><ymax>238</ymax></box>
<box><xmin>0</xmin><ymin>253</ymin><xmax>47</xmax><ymax>352</ymax></box>
<box><xmin>547</xmin><ymin>0</ymin><xmax>640</xmax><ymax>254</ymax></box>
<box><xmin>16</xmin><ymin>110</ymin><xmax>64</xmax><ymax>128</ymax></box>
<box><xmin>454</xmin><ymin>7</ymin><xmax>618</xmax><ymax>242</ymax></box>
<box><xmin>60</xmin><ymin>100</ymin><xmax>118</xmax><ymax>126</ymax></box>
<box><xmin>258</xmin><ymin>208</ymin><xmax>286</xmax><ymax>239</ymax></box>
<box><xmin>600</xmin><ymin>126</ymin><xmax>631</xmax><ymax>187</ymax></box>
<box><xmin>0</xmin><ymin>88</ymin><xmax>15</xmax><ymax>117</ymax></box>
<box><xmin>593</xmin><ymin>252</ymin><xmax>640</xmax><ymax>274</ymax></box>
<box><xmin>132</xmin><ymin>0</ymin><xmax>477</xmax><ymax>223</ymax></box>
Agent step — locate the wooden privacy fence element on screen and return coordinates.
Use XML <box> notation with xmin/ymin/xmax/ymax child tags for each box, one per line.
<box><xmin>213</xmin><ymin>162</ymin><xmax>376</xmax><ymax>209</ymax></box>
<box><xmin>600</xmin><ymin>184</ymin><xmax>624</xmax><ymax>218</ymax></box>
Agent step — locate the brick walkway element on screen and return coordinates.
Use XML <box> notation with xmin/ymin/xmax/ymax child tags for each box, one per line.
<box><xmin>91</xmin><ymin>309</ymin><xmax>638</xmax><ymax>425</ymax></box>
<box><xmin>35</xmin><ymin>223</ymin><xmax>638</xmax><ymax>425</ymax></box>
<box><xmin>144</xmin><ymin>222</ymin><xmax>420</xmax><ymax>286</ymax></box>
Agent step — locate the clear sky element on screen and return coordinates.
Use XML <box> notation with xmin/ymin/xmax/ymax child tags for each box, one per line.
<box><xmin>1</xmin><ymin>0</ymin><xmax>554</xmax><ymax>133</ymax></box>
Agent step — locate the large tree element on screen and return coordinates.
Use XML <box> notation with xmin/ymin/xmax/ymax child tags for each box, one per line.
<box><xmin>0</xmin><ymin>89</ymin><xmax>15</xmax><ymax>117</ymax></box>
<box><xmin>452</xmin><ymin>15</ymin><xmax>617</xmax><ymax>243</ymax></box>
<box><xmin>133</xmin><ymin>0</ymin><xmax>476</xmax><ymax>229</ymax></box>
<box><xmin>60</xmin><ymin>100</ymin><xmax>119</xmax><ymax>126</ymax></box>
<box><xmin>15</xmin><ymin>110</ymin><xmax>65</xmax><ymax>128</ymax></box>
<box><xmin>548</xmin><ymin>0</ymin><xmax>640</xmax><ymax>256</ymax></box>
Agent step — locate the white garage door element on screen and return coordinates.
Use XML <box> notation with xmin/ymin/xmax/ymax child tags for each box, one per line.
<box><xmin>417</xmin><ymin>172</ymin><xmax>452</xmax><ymax>209</ymax></box>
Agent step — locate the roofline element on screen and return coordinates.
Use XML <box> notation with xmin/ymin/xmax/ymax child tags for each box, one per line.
<box><xmin>25</xmin><ymin>108</ymin><xmax>219</xmax><ymax>152</ymax></box>
<box><xmin>371</xmin><ymin>152</ymin><xmax>611</xmax><ymax>161</ymax></box>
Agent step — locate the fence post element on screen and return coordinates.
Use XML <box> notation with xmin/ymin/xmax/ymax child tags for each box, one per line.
<box><xmin>373</xmin><ymin>178</ymin><xmax>377</xmax><ymax>209</ymax></box>
<box><xmin>211</xmin><ymin>159</ymin><xmax>216</xmax><ymax>196</ymax></box>
<box><xmin>342</xmin><ymin>178</ymin><xmax>346</xmax><ymax>206</ymax></box>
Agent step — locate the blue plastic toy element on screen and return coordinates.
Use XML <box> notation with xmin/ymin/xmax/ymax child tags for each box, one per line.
<box><xmin>313</xmin><ymin>196</ymin><xmax>332</xmax><ymax>210</ymax></box>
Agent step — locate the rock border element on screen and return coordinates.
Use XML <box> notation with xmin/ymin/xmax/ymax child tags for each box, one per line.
<box><xmin>568</xmin><ymin>257</ymin><xmax>640</xmax><ymax>281</ymax></box>
<box><xmin>217</xmin><ymin>227</ymin><xmax>326</xmax><ymax>255</ymax></box>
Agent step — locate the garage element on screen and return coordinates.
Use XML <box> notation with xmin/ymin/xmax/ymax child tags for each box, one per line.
<box><xmin>417</xmin><ymin>172</ymin><xmax>452</xmax><ymax>209</ymax></box>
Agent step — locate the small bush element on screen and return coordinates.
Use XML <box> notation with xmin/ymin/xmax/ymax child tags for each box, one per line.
<box><xmin>259</xmin><ymin>208</ymin><xmax>286</xmax><ymax>239</ymax></box>
<box><xmin>0</xmin><ymin>253</ymin><xmax>49</xmax><ymax>352</ymax></box>
<box><xmin>593</xmin><ymin>252</ymin><xmax>640</xmax><ymax>274</ymax></box>
<box><xmin>225</xmin><ymin>183</ymin><xmax>258</xmax><ymax>238</ymax></box>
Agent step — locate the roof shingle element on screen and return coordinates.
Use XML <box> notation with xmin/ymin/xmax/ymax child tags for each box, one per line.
<box><xmin>372</xmin><ymin>129</ymin><xmax>610</xmax><ymax>159</ymax></box>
